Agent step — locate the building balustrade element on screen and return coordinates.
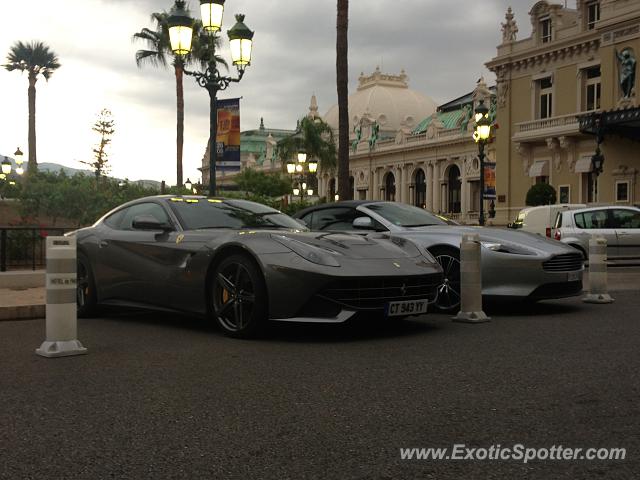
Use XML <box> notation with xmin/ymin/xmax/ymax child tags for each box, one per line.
<box><xmin>513</xmin><ymin>113</ymin><xmax>584</xmax><ymax>142</ymax></box>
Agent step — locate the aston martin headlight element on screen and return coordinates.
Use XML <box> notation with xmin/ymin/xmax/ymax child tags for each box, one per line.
<box><xmin>481</xmin><ymin>241</ymin><xmax>534</xmax><ymax>255</ymax></box>
<box><xmin>272</xmin><ymin>235</ymin><xmax>341</xmax><ymax>267</ymax></box>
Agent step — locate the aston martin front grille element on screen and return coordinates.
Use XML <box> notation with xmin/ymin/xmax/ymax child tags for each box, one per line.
<box><xmin>542</xmin><ymin>253</ymin><xmax>583</xmax><ymax>272</ymax></box>
<box><xmin>318</xmin><ymin>274</ymin><xmax>441</xmax><ymax>310</ymax></box>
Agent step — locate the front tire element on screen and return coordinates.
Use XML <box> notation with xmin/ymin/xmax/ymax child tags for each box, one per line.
<box><xmin>77</xmin><ymin>253</ymin><xmax>98</xmax><ymax>318</ymax></box>
<box><xmin>211</xmin><ymin>254</ymin><xmax>267</xmax><ymax>338</ymax></box>
<box><xmin>429</xmin><ymin>247</ymin><xmax>461</xmax><ymax>312</ymax></box>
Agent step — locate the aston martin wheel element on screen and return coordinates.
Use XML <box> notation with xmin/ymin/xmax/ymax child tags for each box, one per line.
<box><xmin>212</xmin><ymin>254</ymin><xmax>267</xmax><ymax>338</ymax></box>
<box><xmin>77</xmin><ymin>253</ymin><xmax>98</xmax><ymax>318</ymax></box>
<box><xmin>429</xmin><ymin>247</ymin><xmax>461</xmax><ymax>312</ymax></box>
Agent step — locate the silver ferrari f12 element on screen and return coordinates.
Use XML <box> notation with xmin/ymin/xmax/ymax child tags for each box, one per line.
<box><xmin>70</xmin><ymin>196</ymin><xmax>443</xmax><ymax>337</ymax></box>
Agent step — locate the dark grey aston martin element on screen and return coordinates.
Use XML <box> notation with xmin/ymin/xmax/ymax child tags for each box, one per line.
<box><xmin>70</xmin><ymin>196</ymin><xmax>442</xmax><ymax>337</ymax></box>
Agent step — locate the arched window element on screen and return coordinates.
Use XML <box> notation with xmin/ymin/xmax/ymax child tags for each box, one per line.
<box><xmin>414</xmin><ymin>168</ymin><xmax>427</xmax><ymax>208</ymax></box>
<box><xmin>447</xmin><ymin>165</ymin><xmax>461</xmax><ymax>213</ymax></box>
<box><xmin>385</xmin><ymin>172</ymin><xmax>396</xmax><ymax>201</ymax></box>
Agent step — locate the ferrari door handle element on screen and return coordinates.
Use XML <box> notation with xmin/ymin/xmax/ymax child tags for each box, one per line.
<box><xmin>99</xmin><ymin>240</ymin><xmax>109</xmax><ymax>248</ymax></box>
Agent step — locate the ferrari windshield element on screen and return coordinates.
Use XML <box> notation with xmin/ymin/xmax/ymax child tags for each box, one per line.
<box><xmin>168</xmin><ymin>198</ymin><xmax>307</xmax><ymax>231</ymax></box>
<box><xmin>364</xmin><ymin>202</ymin><xmax>450</xmax><ymax>227</ymax></box>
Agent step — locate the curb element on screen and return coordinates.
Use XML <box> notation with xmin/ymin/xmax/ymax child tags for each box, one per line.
<box><xmin>0</xmin><ymin>305</ymin><xmax>45</xmax><ymax>321</ymax></box>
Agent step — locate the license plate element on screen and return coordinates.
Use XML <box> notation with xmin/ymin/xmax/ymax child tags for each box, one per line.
<box><xmin>386</xmin><ymin>299</ymin><xmax>429</xmax><ymax>317</ymax></box>
<box><xmin>568</xmin><ymin>271</ymin><xmax>581</xmax><ymax>282</ymax></box>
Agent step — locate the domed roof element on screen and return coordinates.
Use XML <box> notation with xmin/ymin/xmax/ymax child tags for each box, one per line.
<box><xmin>323</xmin><ymin>67</ymin><xmax>438</xmax><ymax>135</ymax></box>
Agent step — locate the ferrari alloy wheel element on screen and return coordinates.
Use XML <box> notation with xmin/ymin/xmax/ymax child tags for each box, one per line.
<box><xmin>430</xmin><ymin>248</ymin><xmax>461</xmax><ymax>312</ymax></box>
<box><xmin>77</xmin><ymin>253</ymin><xmax>98</xmax><ymax>317</ymax></box>
<box><xmin>212</xmin><ymin>255</ymin><xmax>267</xmax><ymax>338</ymax></box>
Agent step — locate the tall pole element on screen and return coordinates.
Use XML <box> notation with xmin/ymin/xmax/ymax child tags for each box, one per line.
<box><xmin>478</xmin><ymin>140</ymin><xmax>485</xmax><ymax>227</ymax></box>
<box><xmin>208</xmin><ymin>85</ymin><xmax>218</xmax><ymax>197</ymax></box>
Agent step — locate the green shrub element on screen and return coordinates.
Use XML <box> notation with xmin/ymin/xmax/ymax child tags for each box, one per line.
<box><xmin>525</xmin><ymin>183</ymin><xmax>557</xmax><ymax>206</ymax></box>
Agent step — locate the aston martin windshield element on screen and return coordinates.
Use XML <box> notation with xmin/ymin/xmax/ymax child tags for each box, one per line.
<box><xmin>365</xmin><ymin>202</ymin><xmax>450</xmax><ymax>227</ymax></box>
<box><xmin>168</xmin><ymin>198</ymin><xmax>307</xmax><ymax>231</ymax></box>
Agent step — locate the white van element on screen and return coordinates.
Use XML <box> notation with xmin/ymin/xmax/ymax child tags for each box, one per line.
<box><xmin>509</xmin><ymin>204</ymin><xmax>586</xmax><ymax>237</ymax></box>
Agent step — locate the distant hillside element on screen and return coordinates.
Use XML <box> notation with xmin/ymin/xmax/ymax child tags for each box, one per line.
<box><xmin>39</xmin><ymin>162</ymin><xmax>93</xmax><ymax>176</ymax></box>
<box><xmin>0</xmin><ymin>156</ymin><xmax>162</xmax><ymax>188</ymax></box>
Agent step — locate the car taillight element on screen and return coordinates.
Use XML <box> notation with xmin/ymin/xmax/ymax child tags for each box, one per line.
<box><xmin>546</xmin><ymin>227</ymin><xmax>551</xmax><ymax>238</ymax></box>
<box><xmin>554</xmin><ymin>229</ymin><xmax>561</xmax><ymax>241</ymax></box>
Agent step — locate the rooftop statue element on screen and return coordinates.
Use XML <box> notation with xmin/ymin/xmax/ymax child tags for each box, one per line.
<box><xmin>459</xmin><ymin>104</ymin><xmax>472</xmax><ymax>133</ymax></box>
<box><xmin>501</xmin><ymin>7</ymin><xmax>518</xmax><ymax>43</ymax></box>
<box><xmin>352</xmin><ymin>124</ymin><xmax>362</xmax><ymax>153</ymax></box>
<box><xmin>369</xmin><ymin>121</ymin><xmax>380</xmax><ymax>150</ymax></box>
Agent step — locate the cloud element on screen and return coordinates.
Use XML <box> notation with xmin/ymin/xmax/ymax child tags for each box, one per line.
<box><xmin>1</xmin><ymin>0</ymin><xmax>537</xmax><ymax>184</ymax></box>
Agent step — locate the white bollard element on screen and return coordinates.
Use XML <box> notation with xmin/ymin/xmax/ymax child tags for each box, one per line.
<box><xmin>36</xmin><ymin>236</ymin><xmax>87</xmax><ymax>357</ymax></box>
<box><xmin>453</xmin><ymin>233</ymin><xmax>490</xmax><ymax>323</ymax></box>
<box><xmin>583</xmin><ymin>236</ymin><xmax>614</xmax><ymax>304</ymax></box>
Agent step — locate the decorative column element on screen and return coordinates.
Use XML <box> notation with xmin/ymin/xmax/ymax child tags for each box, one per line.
<box><xmin>398</xmin><ymin>166</ymin><xmax>406</xmax><ymax>203</ymax></box>
<box><xmin>460</xmin><ymin>158</ymin><xmax>468</xmax><ymax>219</ymax></box>
<box><xmin>432</xmin><ymin>161</ymin><xmax>441</xmax><ymax>212</ymax></box>
<box><xmin>425</xmin><ymin>163</ymin><xmax>433</xmax><ymax>210</ymax></box>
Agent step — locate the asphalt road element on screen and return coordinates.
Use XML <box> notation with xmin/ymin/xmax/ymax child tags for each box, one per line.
<box><xmin>1</xmin><ymin>288</ymin><xmax>639</xmax><ymax>479</ymax></box>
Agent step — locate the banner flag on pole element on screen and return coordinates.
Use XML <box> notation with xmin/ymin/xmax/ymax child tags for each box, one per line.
<box><xmin>483</xmin><ymin>162</ymin><xmax>496</xmax><ymax>199</ymax></box>
<box><xmin>217</xmin><ymin>98</ymin><xmax>241</xmax><ymax>172</ymax></box>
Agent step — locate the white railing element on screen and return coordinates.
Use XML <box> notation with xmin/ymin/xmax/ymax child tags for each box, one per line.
<box><xmin>515</xmin><ymin>113</ymin><xmax>580</xmax><ymax>133</ymax></box>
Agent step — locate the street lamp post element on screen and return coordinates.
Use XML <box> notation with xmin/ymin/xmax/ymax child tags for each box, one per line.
<box><xmin>1</xmin><ymin>157</ymin><xmax>11</xmax><ymax>176</ymax></box>
<box><xmin>14</xmin><ymin>148</ymin><xmax>24</xmax><ymax>176</ymax></box>
<box><xmin>287</xmin><ymin>153</ymin><xmax>317</xmax><ymax>202</ymax></box>
<box><xmin>168</xmin><ymin>0</ymin><xmax>254</xmax><ymax>197</ymax></box>
<box><xmin>473</xmin><ymin>99</ymin><xmax>492</xmax><ymax>227</ymax></box>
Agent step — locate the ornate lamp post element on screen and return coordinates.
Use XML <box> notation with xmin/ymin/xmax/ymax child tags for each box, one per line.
<box><xmin>1</xmin><ymin>157</ymin><xmax>11</xmax><ymax>176</ymax></box>
<box><xmin>473</xmin><ymin>99</ymin><xmax>492</xmax><ymax>226</ymax></box>
<box><xmin>184</xmin><ymin>177</ymin><xmax>193</xmax><ymax>191</ymax></box>
<box><xmin>168</xmin><ymin>0</ymin><xmax>254</xmax><ymax>197</ymax></box>
<box><xmin>591</xmin><ymin>115</ymin><xmax>605</xmax><ymax>178</ymax></box>
<box><xmin>288</xmin><ymin>149</ymin><xmax>317</xmax><ymax>202</ymax></box>
<box><xmin>14</xmin><ymin>148</ymin><xmax>24</xmax><ymax>176</ymax></box>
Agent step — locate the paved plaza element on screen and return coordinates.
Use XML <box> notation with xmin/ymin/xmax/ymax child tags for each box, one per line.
<box><xmin>1</xmin><ymin>269</ymin><xmax>639</xmax><ymax>479</ymax></box>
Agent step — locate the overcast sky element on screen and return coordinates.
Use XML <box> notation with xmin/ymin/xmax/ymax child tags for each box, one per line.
<box><xmin>0</xmin><ymin>0</ymin><xmax>540</xmax><ymax>184</ymax></box>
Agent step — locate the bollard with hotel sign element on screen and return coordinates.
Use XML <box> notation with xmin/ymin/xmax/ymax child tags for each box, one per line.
<box><xmin>35</xmin><ymin>236</ymin><xmax>87</xmax><ymax>357</ymax></box>
<box><xmin>453</xmin><ymin>233</ymin><xmax>490</xmax><ymax>323</ymax></box>
<box><xmin>583</xmin><ymin>236</ymin><xmax>614</xmax><ymax>304</ymax></box>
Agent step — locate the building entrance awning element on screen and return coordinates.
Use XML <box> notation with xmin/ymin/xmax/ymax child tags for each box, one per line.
<box><xmin>528</xmin><ymin>160</ymin><xmax>549</xmax><ymax>177</ymax></box>
<box><xmin>574</xmin><ymin>157</ymin><xmax>593</xmax><ymax>173</ymax></box>
<box><xmin>578</xmin><ymin>107</ymin><xmax>640</xmax><ymax>141</ymax></box>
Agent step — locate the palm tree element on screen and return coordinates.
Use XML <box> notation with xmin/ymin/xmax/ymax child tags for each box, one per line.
<box><xmin>277</xmin><ymin>117</ymin><xmax>337</xmax><ymax>172</ymax></box>
<box><xmin>3</xmin><ymin>41</ymin><xmax>61</xmax><ymax>173</ymax></box>
<box><xmin>133</xmin><ymin>1</ymin><xmax>226</xmax><ymax>187</ymax></box>
<box><xmin>336</xmin><ymin>0</ymin><xmax>350</xmax><ymax>200</ymax></box>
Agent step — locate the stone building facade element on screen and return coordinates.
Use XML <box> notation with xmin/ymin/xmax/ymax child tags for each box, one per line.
<box><xmin>486</xmin><ymin>0</ymin><xmax>640</xmax><ymax>224</ymax></box>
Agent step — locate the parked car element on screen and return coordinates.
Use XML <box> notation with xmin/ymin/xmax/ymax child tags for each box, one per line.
<box><xmin>553</xmin><ymin>205</ymin><xmax>640</xmax><ymax>259</ymax></box>
<box><xmin>68</xmin><ymin>196</ymin><xmax>443</xmax><ymax>337</ymax></box>
<box><xmin>509</xmin><ymin>204</ymin><xmax>586</xmax><ymax>237</ymax></box>
<box><xmin>294</xmin><ymin>201</ymin><xmax>584</xmax><ymax>311</ymax></box>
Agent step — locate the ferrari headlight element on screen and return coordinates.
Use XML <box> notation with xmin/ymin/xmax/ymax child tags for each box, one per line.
<box><xmin>272</xmin><ymin>235</ymin><xmax>340</xmax><ymax>267</ymax></box>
